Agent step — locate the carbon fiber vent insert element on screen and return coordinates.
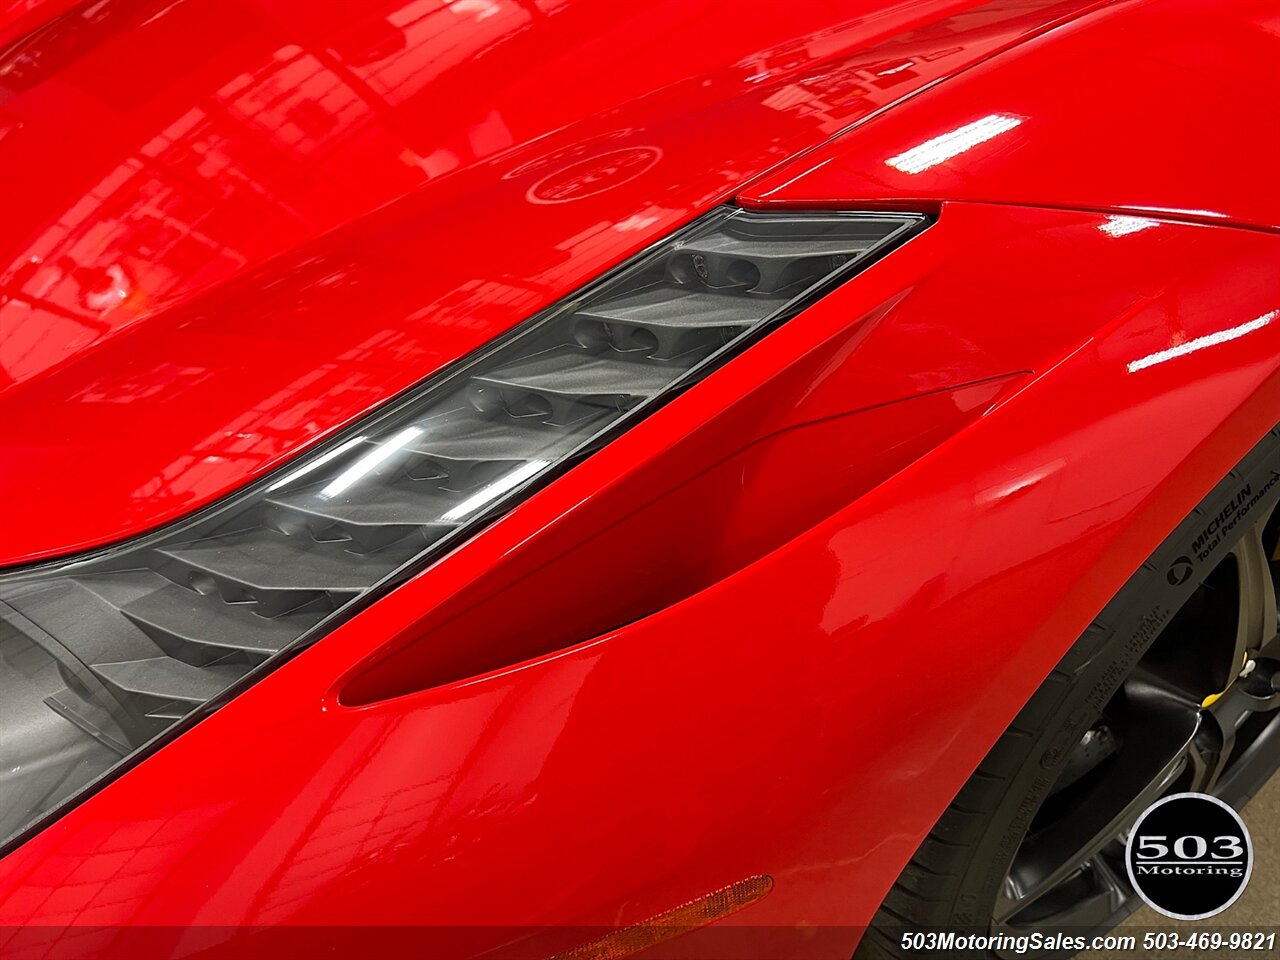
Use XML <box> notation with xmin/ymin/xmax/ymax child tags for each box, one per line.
<box><xmin>0</xmin><ymin>207</ymin><xmax>925</xmax><ymax>847</ymax></box>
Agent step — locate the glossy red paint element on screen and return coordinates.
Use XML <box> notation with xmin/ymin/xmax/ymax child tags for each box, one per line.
<box><xmin>742</xmin><ymin>0</ymin><xmax>1280</xmax><ymax>232</ymax></box>
<box><xmin>3</xmin><ymin>201</ymin><xmax>1280</xmax><ymax>960</ymax></box>
<box><xmin>0</xmin><ymin>0</ymin><xmax>1105</xmax><ymax>567</ymax></box>
<box><xmin>5</xmin><ymin>1</ymin><xmax>1280</xmax><ymax>958</ymax></box>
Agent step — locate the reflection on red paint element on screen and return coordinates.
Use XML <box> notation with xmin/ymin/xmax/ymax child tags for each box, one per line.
<box><xmin>528</xmin><ymin>146</ymin><xmax>663</xmax><ymax>204</ymax></box>
<box><xmin>0</xmin><ymin>0</ymin><xmax>1104</xmax><ymax>565</ymax></box>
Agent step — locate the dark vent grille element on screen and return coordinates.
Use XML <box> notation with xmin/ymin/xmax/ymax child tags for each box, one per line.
<box><xmin>0</xmin><ymin>207</ymin><xmax>925</xmax><ymax>846</ymax></box>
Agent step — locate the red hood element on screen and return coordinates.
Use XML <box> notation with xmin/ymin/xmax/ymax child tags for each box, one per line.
<box><xmin>0</xmin><ymin>0</ymin><xmax>1098</xmax><ymax>567</ymax></box>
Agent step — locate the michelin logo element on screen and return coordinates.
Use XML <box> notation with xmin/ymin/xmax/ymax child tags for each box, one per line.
<box><xmin>1192</xmin><ymin>472</ymin><xmax>1280</xmax><ymax>562</ymax></box>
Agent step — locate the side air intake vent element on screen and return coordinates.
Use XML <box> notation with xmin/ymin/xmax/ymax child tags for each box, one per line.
<box><xmin>0</xmin><ymin>207</ymin><xmax>926</xmax><ymax>847</ymax></box>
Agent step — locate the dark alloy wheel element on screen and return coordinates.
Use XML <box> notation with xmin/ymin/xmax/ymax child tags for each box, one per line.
<box><xmin>995</xmin><ymin>506</ymin><xmax>1280</xmax><ymax>936</ymax></box>
<box><xmin>858</xmin><ymin>427</ymin><xmax>1280</xmax><ymax>959</ymax></box>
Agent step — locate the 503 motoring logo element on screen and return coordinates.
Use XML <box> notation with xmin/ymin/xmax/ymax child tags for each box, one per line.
<box><xmin>1125</xmin><ymin>793</ymin><xmax>1253</xmax><ymax>920</ymax></box>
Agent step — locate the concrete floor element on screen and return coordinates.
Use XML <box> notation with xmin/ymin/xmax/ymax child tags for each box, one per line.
<box><xmin>1082</xmin><ymin>776</ymin><xmax>1280</xmax><ymax>958</ymax></box>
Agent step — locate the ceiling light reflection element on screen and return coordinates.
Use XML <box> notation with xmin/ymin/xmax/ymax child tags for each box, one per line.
<box><xmin>442</xmin><ymin>459</ymin><xmax>549</xmax><ymax>522</ymax></box>
<box><xmin>1127</xmin><ymin>310</ymin><xmax>1278</xmax><ymax>373</ymax></box>
<box><xmin>885</xmin><ymin>113</ymin><xmax>1022</xmax><ymax>175</ymax></box>
<box><xmin>267</xmin><ymin>436</ymin><xmax>367</xmax><ymax>491</ymax></box>
<box><xmin>320</xmin><ymin>426</ymin><xmax>423</xmax><ymax>498</ymax></box>
<box><xmin>1098</xmin><ymin>216</ymin><xmax>1159</xmax><ymax>238</ymax></box>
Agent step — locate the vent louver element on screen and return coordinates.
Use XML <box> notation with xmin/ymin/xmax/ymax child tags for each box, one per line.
<box><xmin>0</xmin><ymin>207</ymin><xmax>925</xmax><ymax>847</ymax></box>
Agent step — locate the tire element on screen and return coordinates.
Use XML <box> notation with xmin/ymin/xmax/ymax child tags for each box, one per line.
<box><xmin>856</xmin><ymin>424</ymin><xmax>1280</xmax><ymax>958</ymax></box>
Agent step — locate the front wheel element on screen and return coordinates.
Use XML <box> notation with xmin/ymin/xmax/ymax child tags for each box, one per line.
<box><xmin>858</xmin><ymin>426</ymin><xmax>1280</xmax><ymax>957</ymax></box>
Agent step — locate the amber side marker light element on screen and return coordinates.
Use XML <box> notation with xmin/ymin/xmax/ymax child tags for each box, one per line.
<box><xmin>550</xmin><ymin>875</ymin><xmax>774</xmax><ymax>960</ymax></box>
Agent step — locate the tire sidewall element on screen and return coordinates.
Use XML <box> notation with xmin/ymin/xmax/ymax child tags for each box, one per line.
<box><xmin>954</xmin><ymin>429</ymin><xmax>1280</xmax><ymax>932</ymax></box>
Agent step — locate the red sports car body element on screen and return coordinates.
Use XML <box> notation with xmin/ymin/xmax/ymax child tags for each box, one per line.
<box><xmin>1</xmin><ymin>0</ymin><xmax>1278</xmax><ymax>957</ymax></box>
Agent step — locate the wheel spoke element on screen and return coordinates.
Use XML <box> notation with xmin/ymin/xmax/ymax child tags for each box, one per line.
<box><xmin>992</xmin><ymin>858</ymin><xmax>1132</xmax><ymax>957</ymax></box>
<box><xmin>1217</xmin><ymin>686</ymin><xmax>1280</xmax><ymax>805</ymax></box>
<box><xmin>1195</xmin><ymin>657</ymin><xmax>1280</xmax><ymax>790</ymax></box>
<box><xmin>1042</xmin><ymin>853</ymin><xmax>1132</xmax><ymax>930</ymax></box>
<box><xmin>992</xmin><ymin>505</ymin><xmax>1280</xmax><ymax>936</ymax></box>
<box><xmin>996</xmin><ymin>706</ymin><xmax>1193</xmax><ymax>925</ymax></box>
<box><xmin>1231</xmin><ymin>524</ymin><xmax>1278</xmax><ymax>662</ymax></box>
